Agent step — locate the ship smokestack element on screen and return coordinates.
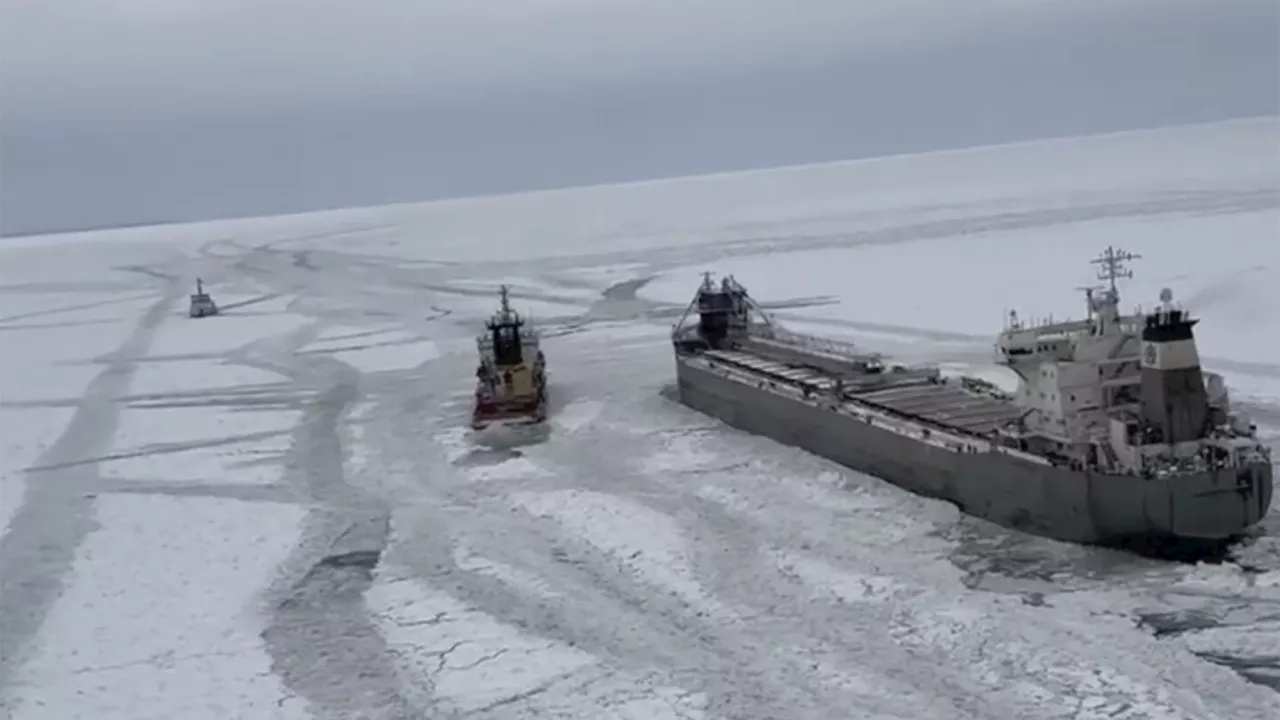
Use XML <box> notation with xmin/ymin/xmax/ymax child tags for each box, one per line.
<box><xmin>1139</xmin><ymin>301</ymin><xmax>1209</xmax><ymax>444</ymax></box>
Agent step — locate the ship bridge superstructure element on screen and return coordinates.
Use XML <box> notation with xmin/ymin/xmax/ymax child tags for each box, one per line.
<box><xmin>477</xmin><ymin>284</ymin><xmax>541</xmax><ymax>367</ymax></box>
<box><xmin>991</xmin><ymin>247</ymin><xmax>1268</xmax><ymax>476</ymax></box>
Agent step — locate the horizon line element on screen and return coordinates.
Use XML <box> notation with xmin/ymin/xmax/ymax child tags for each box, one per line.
<box><xmin>5</xmin><ymin>114</ymin><xmax>1276</xmax><ymax>241</ymax></box>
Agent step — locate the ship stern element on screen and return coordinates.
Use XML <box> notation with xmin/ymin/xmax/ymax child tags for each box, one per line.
<box><xmin>1144</xmin><ymin>461</ymin><xmax>1274</xmax><ymax>540</ymax></box>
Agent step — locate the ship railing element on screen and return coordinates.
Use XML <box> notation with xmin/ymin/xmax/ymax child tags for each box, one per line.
<box><xmin>1137</xmin><ymin>444</ymin><xmax>1271</xmax><ymax>475</ymax></box>
<box><xmin>758</xmin><ymin>327</ymin><xmax>881</xmax><ymax>362</ymax></box>
<box><xmin>839</xmin><ymin>373</ymin><xmax>936</xmax><ymax>394</ymax></box>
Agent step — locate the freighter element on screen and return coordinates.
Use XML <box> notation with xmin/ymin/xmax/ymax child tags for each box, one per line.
<box><xmin>670</xmin><ymin>248</ymin><xmax>1273</xmax><ymax>543</ymax></box>
<box><xmin>471</xmin><ymin>285</ymin><xmax>549</xmax><ymax>430</ymax></box>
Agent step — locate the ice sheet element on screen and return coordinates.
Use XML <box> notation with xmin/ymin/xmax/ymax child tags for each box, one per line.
<box><xmin>5</xmin><ymin>495</ymin><xmax>309</xmax><ymax>720</ymax></box>
<box><xmin>641</xmin><ymin>211</ymin><xmax>1280</xmax><ymax>366</ymax></box>
<box><xmin>2</xmin><ymin>117</ymin><xmax>1277</xmax><ymax>719</ymax></box>
<box><xmin>366</xmin><ymin>566</ymin><xmax>706</xmax><ymax>718</ymax></box>
<box><xmin>299</xmin><ymin>328</ymin><xmax>441</xmax><ymax>374</ymax></box>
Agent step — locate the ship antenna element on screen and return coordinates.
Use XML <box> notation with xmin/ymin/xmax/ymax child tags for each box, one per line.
<box><xmin>1091</xmin><ymin>246</ymin><xmax>1139</xmax><ymax>297</ymax></box>
<box><xmin>499</xmin><ymin>284</ymin><xmax>511</xmax><ymax>315</ymax></box>
<box><xmin>1074</xmin><ymin>284</ymin><xmax>1103</xmax><ymax>319</ymax></box>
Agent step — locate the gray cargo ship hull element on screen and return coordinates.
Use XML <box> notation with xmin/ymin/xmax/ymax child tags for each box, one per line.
<box><xmin>675</xmin><ymin>357</ymin><xmax>1274</xmax><ymax>543</ymax></box>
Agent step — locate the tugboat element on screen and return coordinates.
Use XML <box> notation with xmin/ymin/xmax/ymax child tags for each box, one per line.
<box><xmin>471</xmin><ymin>285</ymin><xmax>549</xmax><ymax>430</ymax></box>
<box><xmin>188</xmin><ymin>278</ymin><xmax>218</xmax><ymax>318</ymax></box>
<box><xmin>670</xmin><ymin>249</ymin><xmax>1273</xmax><ymax>544</ymax></box>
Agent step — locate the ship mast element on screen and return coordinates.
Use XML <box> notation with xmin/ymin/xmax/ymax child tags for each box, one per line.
<box><xmin>1089</xmin><ymin>246</ymin><xmax>1139</xmax><ymax>334</ymax></box>
<box><xmin>1091</xmin><ymin>246</ymin><xmax>1139</xmax><ymax>297</ymax></box>
<box><xmin>493</xmin><ymin>284</ymin><xmax>520</xmax><ymax>324</ymax></box>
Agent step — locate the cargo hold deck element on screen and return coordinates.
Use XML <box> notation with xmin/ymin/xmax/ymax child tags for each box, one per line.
<box><xmin>699</xmin><ymin>348</ymin><xmax>1024</xmax><ymax>437</ymax></box>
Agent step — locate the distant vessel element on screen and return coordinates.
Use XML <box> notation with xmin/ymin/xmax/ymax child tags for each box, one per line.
<box><xmin>471</xmin><ymin>285</ymin><xmax>549</xmax><ymax>430</ymax></box>
<box><xmin>670</xmin><ymin>248</ymin><xmax>1273</xmax><ymax>543</ymax></box>
<box><xmin>188</xmin><ymin>277</ymin><xmax>218</xmax><ymax>318</ymax></box>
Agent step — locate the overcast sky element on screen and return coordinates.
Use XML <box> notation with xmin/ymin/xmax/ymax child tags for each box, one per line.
<box><xmin>2</xmin><ymin>0</ymin><xmax>1277</xmax><ymax>235</ymax></box>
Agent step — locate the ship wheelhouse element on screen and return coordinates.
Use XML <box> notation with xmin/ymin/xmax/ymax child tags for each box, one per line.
<box><xmin>476</xmin><ymin>285</ymin><xmax>542</xmax><ymax>368</ymax></box>
<box><xmin>488</xmin><ymin>318</ymin><xmax>525</xmax><ymax>366</ymax></box>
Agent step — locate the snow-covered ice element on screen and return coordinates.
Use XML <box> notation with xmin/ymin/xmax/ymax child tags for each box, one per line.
<box><xmin>2</xmin><ymin>117</ymin><xmax>1278</xmax><ymax>718</ymax></box>
<box><xmin>513</xmin><ymin>489</ymin><xmax>732</xmax><ymax>618</ymax></box>
<box><xmin>5</xmin><ymin>495</ymin><xmax>308</xmax><ymax>720</ymax></box>
<box><xmin>295</xmin><ymin>322</ymin><xmax>442</xmax><ymax>374</ymax></box>
<box><xmin>366</xmin><ymin>568</ymin><xmax>707</xmax><ymax>719</ymax></box>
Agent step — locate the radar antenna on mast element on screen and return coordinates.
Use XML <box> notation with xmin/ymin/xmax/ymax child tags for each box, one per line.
<box><xmin>700</xmin><ymin>271</ymin><xmax>716</xmax><ymax>291</ymax></box>
<box><xmin>1090</xmin><ymin>246</ymin><xmax>1140</xmax><ymax>296</ymax></box>
<box><xmin>1074</xmin><ymin>284</ymin><xmax>1104</xmax><ymax>318</ymax></box>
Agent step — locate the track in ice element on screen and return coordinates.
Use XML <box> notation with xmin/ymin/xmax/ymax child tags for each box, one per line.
<box><xmin>545</xmin><ymin>251</ymin><xmax>1280</xmax><ymax>684</ymax></box>
<box><xmin>216</xmin><ymin>222</ymin><xmax>1279</xmax><ymax>572</ymax></box>
<box><xmin>201</xmin><ymin>209</ymin><xmax>1280</xmax><ymax>706</ymax></box>
<box><xmin>382</xmin><ymin>308</ymin><xmax>1278</xmax><ymax>716</ymax></box>
<box><xmin>241</xmin><ymin>217</ymin><xmax>1269</xmax><ymax>696</ymax></box>
<box><xmin>8</xmin><ymin>133</ymin><xmax>1277</xmax><ymax>715</ymax></box>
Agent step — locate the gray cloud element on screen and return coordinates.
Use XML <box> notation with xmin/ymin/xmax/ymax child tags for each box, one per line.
<box><xmin>2</xmin><ymin>0</ymin><xmax>1156</xmax><ymax>118</ymax></box>
<box><xmin>2</xmin><ymin>0</ymin><xmax>1277</xmax><ymax>235</ymax></box>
